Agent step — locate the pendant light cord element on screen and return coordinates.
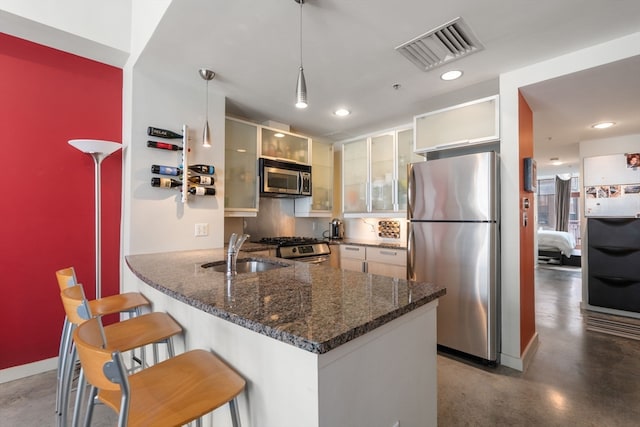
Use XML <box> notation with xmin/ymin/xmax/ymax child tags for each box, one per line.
<box><xmin>299</xmin><ymin>0</ymin><xmax>303</xmax><ymax>68</ymax></box>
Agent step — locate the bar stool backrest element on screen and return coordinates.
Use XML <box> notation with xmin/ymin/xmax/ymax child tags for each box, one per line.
<box><xmin>74</xmin><ymin>317</ymin><xmax>126</xmax><ymax>392</ymax></box>
<box><xmin>60</xmin><ymin>285</ymin><xmax>93</xmax><ymax>325</ymax></box>
<box><xmin>56</xmin><ymin>267</ymin><xmax>78</xmax><ymax>290</ymax></box>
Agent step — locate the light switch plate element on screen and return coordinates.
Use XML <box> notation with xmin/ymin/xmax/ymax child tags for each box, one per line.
<box><xmin>195</xmin><ymin>223</ymin><xmax>209</xmax><ymax>237</ymax></box>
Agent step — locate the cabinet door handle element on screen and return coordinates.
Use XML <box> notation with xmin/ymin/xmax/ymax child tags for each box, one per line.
<box><xmin>593</xmin><ymin>246</ymin><xmax>640</xmax><ymax>256</ymax></box>
<box><xmin>345</xmin><ymin>247</ymin><xmax>360</xmax><ymax>252</ymax></box>
<box><xmin>593</xmin><ymin>275</ymin><xmax>640</xmax><ymax>287</ymax></box>
<box><xmin>380</xmin><ymin>250</ymin><xmax>398</xmax><ymax>256</ymax></box>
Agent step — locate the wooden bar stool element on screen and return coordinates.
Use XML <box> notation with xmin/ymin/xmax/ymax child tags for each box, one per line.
<box><xmin>59</xmin><ymin>285</ymin><xmax>182</xmax><ymax>427</ymax></box>
<box><xmin>54</xmin><ymin>267</ymin><xmax>150</xmax><ymax>422</ymax></box>
<box><xmin>74</xmin><ymin>316</ymin><xmax>246</xmax><ymax>427</ymax></box>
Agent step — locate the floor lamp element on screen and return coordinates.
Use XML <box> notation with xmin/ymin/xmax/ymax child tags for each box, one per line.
<box><xmin>68</xmin><ymin>139</ymin><xmax>122</xmax><ymax>299</ymax></box>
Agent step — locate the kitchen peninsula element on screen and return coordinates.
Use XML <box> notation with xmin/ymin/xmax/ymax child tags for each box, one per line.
<box><xmin>126</xmin><ymin>249</ymin><xmax>445</xmax><ymax>427</ymax></box>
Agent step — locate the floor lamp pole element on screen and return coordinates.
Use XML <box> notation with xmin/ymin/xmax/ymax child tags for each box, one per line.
<box><xmin>69</xmin><ymin>140</ymin><xmax>122</xmax><ymax>300</ymax></box>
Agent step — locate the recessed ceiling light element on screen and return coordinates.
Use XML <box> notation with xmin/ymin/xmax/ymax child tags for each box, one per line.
<box><xmin>274</xmin><ymin>132</ymin><xmax>285</xmax><ymax>138</ymax></box>
<box><xmin>440</xmin><ymin>70</ymin><xmax>463</xmax><ymax>81</ymax></box>
<box><xmin>550</xmin><ymin>157</ymin><xmax>563</xmax><ymax>166</ymax></box>
<box><xmin>591</xmin><ymin>121</ymin><xmax>615</xmax><ymax>129</ymax></box>
<box><xmin>334</xmin><ymin>108</ymin><xmax>350</xmax><ymax>117</ymax></box>
<box><xmin>236</xmin><ymin>148</ymin><xmax>247</xmax><ymax>153</ymax></box>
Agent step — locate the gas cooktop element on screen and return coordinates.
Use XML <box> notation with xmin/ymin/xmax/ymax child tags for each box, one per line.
<box><xmin>256</xmin><ymin>237</ymin><xmax>330</xmax><ymax>260</ymax></box>
<box><xmin>257</xmin><ymin>236</ymin><xmax>325</xmax><ymax>246</ymax></box>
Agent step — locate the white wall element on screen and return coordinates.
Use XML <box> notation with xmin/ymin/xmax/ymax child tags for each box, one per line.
<box><xmin>0</xmin><ymin>0</ymin><xmax>131</xmax><ymax>66</ymax></box>
<box><xmin>499</xmin><ymin>31</ymin><xmax>640</xmax><ymax>370</ymax></box>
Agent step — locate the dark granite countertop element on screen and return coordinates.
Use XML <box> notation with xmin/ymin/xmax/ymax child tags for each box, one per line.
<box><xmin>126</xmin><ymin>249</ymin><xmax>443</xmax><ymax>354</ymax></box>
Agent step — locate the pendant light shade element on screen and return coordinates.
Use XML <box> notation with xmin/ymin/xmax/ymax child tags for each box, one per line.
<box><xmin>296</xmin><ymin>66</ymin><xmax>308</xmax><ymax>109</ymax></box>
<box><xmin>199</xmin><ymin>68</ymin><xmax>215</xmax><ymax>147</ymax></box>
<box><xmin>294</xmin><ymin>0</ymin><xmax>308</xmax><ymax>109</ymax></box>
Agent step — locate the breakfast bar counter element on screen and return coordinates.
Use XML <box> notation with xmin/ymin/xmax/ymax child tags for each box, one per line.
<box><xmin>125</xmin><ymin>249</ymin><xmax>445</xmax><ymax>427</ymax></box>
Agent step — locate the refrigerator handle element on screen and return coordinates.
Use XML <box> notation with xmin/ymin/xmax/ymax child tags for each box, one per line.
<box><xmin>407</xmin><ymin>225</ymin><xmax>415</xmax><ymax>281</ymax></box>
<box><xmin>407</xmin><ymin>164</ymin><xmax>415</xmax><ymax>218</ymax></box>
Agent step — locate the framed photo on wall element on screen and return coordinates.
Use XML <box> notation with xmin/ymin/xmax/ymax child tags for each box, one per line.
<box><xmin>524</xmin><ymin>157</ymin><xmax>537</xmax><ymax>192</ymax></box>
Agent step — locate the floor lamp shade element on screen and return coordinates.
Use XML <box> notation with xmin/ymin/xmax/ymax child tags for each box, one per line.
<box><xmin>68</xmin><ymin>139</ymin><xmax>122</xmax><ymax>299</ymax></box>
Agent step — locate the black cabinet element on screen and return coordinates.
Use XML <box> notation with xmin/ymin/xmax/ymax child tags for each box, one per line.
<box><xmin>588</xmin><ymin>218</ymin><xmax>640</xmax><ymax>313</ymax></box>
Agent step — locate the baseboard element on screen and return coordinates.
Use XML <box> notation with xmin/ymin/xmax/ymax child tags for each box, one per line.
<box><xmin>520</xmin><ymin>332</ymin><xmax>539</xmax><ymax>371</ymax></box>
<box><xmin>0</xmin><ymin>357</ymin><xmax>57</xmax><ymax>384</ymax></box>
<box><xmin>585</xmin><ymin>310</ymin><xmax>640</xmax><ymax>341</ymax></box>
<box><xmin>499</xmin><ymin>332</ymin><xmax>539</xmax><ymax>372</ymax></box>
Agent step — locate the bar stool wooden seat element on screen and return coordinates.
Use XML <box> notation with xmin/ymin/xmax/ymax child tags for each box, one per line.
<box><xmin>56</xmin><ymin>267</ymin><xmax>150</xmax><ymax>316</ymax></box>
<box><xmin>75</xmin><ymin>317</ymin><xmax>246</xmax><ymax>427</ymax></box>
<box><xmin>59</xmin><ymin>285</ymin><xmax>182</xmax><ymax>427</ymax></box>
<box><xmin>55</xmin><ymin>267</ymin><xmax>150</xmax><ymax>422</ymax></box>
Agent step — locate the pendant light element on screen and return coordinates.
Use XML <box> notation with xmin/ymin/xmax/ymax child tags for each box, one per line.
<box><xmin>199</xmin><ymin>68</ymin><xmax>215</xmax><ymax>147</ymax></box>
<box><xmin>295</xmin><ymin>0</ymin><xmax>308</xmax><ymax>109</ymax></box>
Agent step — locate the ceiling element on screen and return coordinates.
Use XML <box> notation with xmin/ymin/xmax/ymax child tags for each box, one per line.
<box><xmin>141</xmin><ymin>0</ymin><xmax>640</xmax><ymax>174</ymax></box>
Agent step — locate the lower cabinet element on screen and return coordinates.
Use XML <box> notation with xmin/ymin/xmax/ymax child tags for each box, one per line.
<box><xmin>340</xmin><ymin>245</ymin><xmax>407</xmax><ymax>279</ymax></box>
<box><xmin>587</xmin><ymin>218</ymin><xmax>640</xmax><ymax>313</ymax></box>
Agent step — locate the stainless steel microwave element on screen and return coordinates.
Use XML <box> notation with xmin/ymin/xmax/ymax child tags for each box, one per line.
<box><xmin>259</xmin><ymin>158</ymin><xmax>311</xmax><ymax>197</ymax></box>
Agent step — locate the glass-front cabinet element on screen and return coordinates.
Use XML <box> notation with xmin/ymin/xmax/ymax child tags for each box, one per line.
<box><xmin>225</xmin><ymin>118</ymin><xmax>259</xmax><ymax>216</ymax></box>
<box><xmin>396</xmin><ymin>128</ymin><xmax>424</xmax><ymax>210</ymax></box>
<box><xmin>261</xmin><ymin>127</ymin><xmax>310</xmax><ymax>164</ymax></box>
<box><xmin>294</xmin><ymin>140</ymin><xmax>333</xmax><ymax>217</ymax></box>
<box><xmin>342</xmin><ymin>126</ymin><xmax>423</xmax><ymax>215</ymax></box>
<box><xmin>342</xmin><ymin>138</ymin><xmax>368</xmax><ymax>213</ymax></box>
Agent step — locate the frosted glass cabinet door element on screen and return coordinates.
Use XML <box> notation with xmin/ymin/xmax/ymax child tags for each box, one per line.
<box><xmin>343</xmin><ymin>138</ymin><xmax>368</xmax><ymax>213</ymax></box>
<box><xmin>312</xmin><ymin>140</ymin><xmax>333</xmax><ymax>211</ymax></box>
<box><xmin>370</xmin><ymin>133</ymin><xmax>394</xmax><ymax>211</ymax></box>
<box><xmin>225</xmin><ymin>119</ymin><xmax>258</xmax><ymax>211</ymax></box>
<box><xmin>261</xmin><ymin>127</ymin><xmax>310</xmax><ymax>164</ymax></box>
<box><xmin>396</xmin><ymin>128</ymin><xmax>424</xmax><ymax>211</ymax></box>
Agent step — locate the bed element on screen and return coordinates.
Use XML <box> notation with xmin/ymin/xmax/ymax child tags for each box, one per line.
<box><xmin>537</xmin><ymin>229</ymin><xmax>577</xmax><ymax>264</ymax></box>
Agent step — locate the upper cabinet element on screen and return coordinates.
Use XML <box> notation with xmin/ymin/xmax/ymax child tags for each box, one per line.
<box><xmin>414</xmin><ymin>95</ymin><xmax>499</xmax><ymax>153</ymax></box>
<box><xmin>295</xmin><ymin>140</ymin><xmax>334</xmax><ymax>217</ymax></box>
<box><xmin>342</xmin><ymin>126</ymin><xmax>423</xmax><ymax>216</ymax></box>
<box><xmin>225</xmin><ymin>118</ymin><xmax>259</xmax><ymax>216</ymax></box>
<box><xmin>261</xmin><ymin>127</ymin><xmax>310</xmax><ymax>164</ymax></box>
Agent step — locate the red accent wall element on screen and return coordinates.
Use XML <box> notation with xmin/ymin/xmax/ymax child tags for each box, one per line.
<box><xmin>518</xmin><ymin>91</ymin><xmax>536</xmax><ymax>354</ymax></box>
<box><xmin>0</xmin><ymin>33</ymin><xmax>122</xmax><ymax>369</ymax></box>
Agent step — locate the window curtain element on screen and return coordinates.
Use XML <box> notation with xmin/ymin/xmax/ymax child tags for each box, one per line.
<box><xmin>554</xmin><ymin>175</ymin><xmax>571</xmax><ymax>231</ymax></box>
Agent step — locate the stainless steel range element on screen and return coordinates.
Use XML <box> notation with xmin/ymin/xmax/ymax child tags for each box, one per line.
<box><xmin>257</xmin><ymin>237</ymin><xmax>331</xmax><ymax>264</ymax></box>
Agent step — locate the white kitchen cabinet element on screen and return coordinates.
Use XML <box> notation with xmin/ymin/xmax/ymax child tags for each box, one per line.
<box><xmin>342</xmin><ymin>126</ymin><xmax>422</xmax><ymax>216</ymax></box>
<box><xmin>366</xmin><ymin>247</ymin><xmax>407</xmax><ymax>279</ymax></box>
<box><xmin>295</xmin><ymin>140</ymin><xmax>333</xmax><ymax>217</ymax></box>
<box><xmin>225</xmin><ymin>117</ymin><xmax>259</xmax><ymax>216</ymax></box>
<box><xmin>261</xmin><ymin>126</ymin><xmax>310</xmax><ymax>164</ymax></box>
<box><xmin>340</xmin><ymin>244</ymin><xmax>407</xmax><ymax>279</ymax></box>
<box><xmin>340</xmin><ymin>245</ymin><xmax>366</xmax><ymax>272</ymax></box>
<box><xmin>414</xmin><ymin>95</ymin><xmax>499</xmax><ymax>153</ymax></box>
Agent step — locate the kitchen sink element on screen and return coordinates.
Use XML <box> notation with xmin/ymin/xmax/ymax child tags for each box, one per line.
<box><xmin>201</xmin><ymin>258</ymin><xmax>290</xmax><ymax>273</ymax></box>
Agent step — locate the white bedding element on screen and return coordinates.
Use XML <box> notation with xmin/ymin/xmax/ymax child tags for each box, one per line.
<box><xmin>537</xmin><ymin>230</ymin><xmax>576</xmax><ymax>257</ymax></box>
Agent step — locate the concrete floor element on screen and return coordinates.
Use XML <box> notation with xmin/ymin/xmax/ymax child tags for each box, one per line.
<box><xmin>1</xmin><ymin>265</ymin><xmax>639</xmax><ymax>426</ymax></box>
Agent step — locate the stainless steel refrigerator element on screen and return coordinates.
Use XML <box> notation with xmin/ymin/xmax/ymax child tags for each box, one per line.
<box><xmin>408</xmin><ymin>151</ymin><xmax>499</xmax><ymax>362</ymax></box>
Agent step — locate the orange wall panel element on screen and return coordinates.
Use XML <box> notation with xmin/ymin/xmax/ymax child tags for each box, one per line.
<box><xmin>0</xmin><ymin>33</ymin><xmax>122</xmax><ymax>369</ymax></box>
<box><xmin>518</xmin><ymin>91</ymin><xmax>536</xmax><ymax>354</ymax></box>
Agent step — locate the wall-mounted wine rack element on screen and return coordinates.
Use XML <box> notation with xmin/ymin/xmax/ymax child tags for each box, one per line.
<box><xmin>147</xmin><ymin>124</ymin><xmax>217</xmax><ymax>203</ymax></box>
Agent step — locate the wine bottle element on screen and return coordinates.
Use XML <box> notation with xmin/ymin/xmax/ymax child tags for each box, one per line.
<box><xmin>188</xmin><ymin>186</ymin><xmax>216</xmax><ymax>196</ymax></box>
<box><xmin>147</xmin><ymin>126</ymin><xmax>183</xmax><ymax>139</ymax></box>
<box><xmin>151</xmin><ymin>177</ymin><xmax>182</xmax><ymax>188</ymax></box>
<box><xmin>147</xmin><ymin>140</ymin><xmax>183</xmax><ymax>151</ymax></box>
<box><xmin>188</xmin><ymin>175</ymin><xmax>214</xmax><ymax>185</ymax></box>
<box><xmin>151</xmin><ymin>164</ymin><xmax>182</xmax><ymax>176</ymax></box>
<box><xmin>188</xmin><ymin>164</ymin><xmax>215</xmax><ymax>175</ymax></box>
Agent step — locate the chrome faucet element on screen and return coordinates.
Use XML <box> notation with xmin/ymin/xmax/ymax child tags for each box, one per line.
<box><xmin>226</xmin><ymin>233</ymin><xmax>250</xmax><ymax>276</ymax></box>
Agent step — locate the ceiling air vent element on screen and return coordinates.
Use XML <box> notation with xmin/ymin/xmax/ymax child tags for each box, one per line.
<box><xmin>395</xmin><ymin>17</ymin><xmax>484</xmax><ymax>71</ymax></box>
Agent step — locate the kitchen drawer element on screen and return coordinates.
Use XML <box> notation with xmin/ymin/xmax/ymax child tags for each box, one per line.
<box><xmin>589</xmin><ymin>218</ymin><xmax>640</xmax><ymax>246</ymax></box>
<box><xmin>340</xmin><ymin>245</ymin><xmax>366</xmax><ymax>260</ymax></box>
<box><xmin>366</xmin><ymin>247</ymin><xmax>406</xmax><ymax>266</ymax></box>
<box><xmin>588</xmin><ymin>275</ymin><xmax>640</xmax><ymax>313</ymax></box>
